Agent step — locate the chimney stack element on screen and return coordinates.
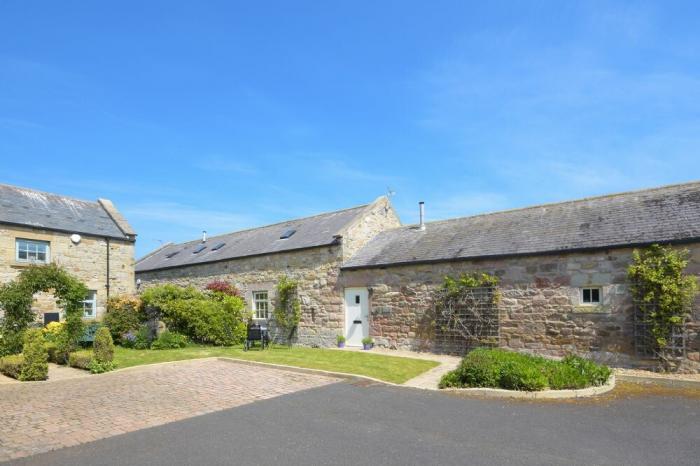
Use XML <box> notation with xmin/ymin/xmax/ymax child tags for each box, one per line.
<box><xmin>202</xmin><ymin>230</ymin><xmax>207</xmax><ymax>242</ymax></box>
<box><xmin>419</xmin><ymin>201</ymin><xmax>425</xmax><ymax>230</ymax></box>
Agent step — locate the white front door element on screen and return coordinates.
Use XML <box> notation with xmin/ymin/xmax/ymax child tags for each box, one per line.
<box><xmin>344</xmin><ymin>288</ymin><xmax>369</xmax><ymax>347</ymax></box>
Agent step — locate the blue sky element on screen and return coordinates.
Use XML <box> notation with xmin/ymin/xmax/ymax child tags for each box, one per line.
<box><xmin>1</xmin><ymin>1</ymin><xmax>699</xmax><ymax>258</ymax></box>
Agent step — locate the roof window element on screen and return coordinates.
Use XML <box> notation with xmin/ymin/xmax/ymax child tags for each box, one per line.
<box><xmin>165</xmin><ymin>251</ymin><xmax>179</xmax><ymax>259</ymax></box>
<box><xmin>192</xmin><ymin>244</ymin><xmax>207</xmax><ymax>254</ymax></box>
<box><xmin>211</xmin><ymin>242</ymin><xmax>226</xmax><ymax>251</ymax></box>
<box><xmin>280</xmin><ymin>229</ymin><xmax>296</xmax><ymax>239</ymax></box>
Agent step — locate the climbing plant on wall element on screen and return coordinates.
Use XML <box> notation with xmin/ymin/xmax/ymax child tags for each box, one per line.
<box><xmin>0</xmin><ymin>264</ymin><xmax>88</xmax><ymax>356</ymax></box>
<box><xmin>273</xmin><ymin>276</ymin><xmax>301</xmax><ymax>344</ymax></box>
<box><xmin>628</xmin><ymin>244</ymin><xmax>698</xmax><ymax>370</ymax></box>
<box><xmin>427</xmin><ymin>272</ymin><xmax>501</xmax><ymax>355</ymax></box>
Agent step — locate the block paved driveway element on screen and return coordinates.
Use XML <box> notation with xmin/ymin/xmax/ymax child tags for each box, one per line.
<box><xmin>0</xmin><ymin>359</ymin><xmax>338</xmax><ymax>462</ymax></box>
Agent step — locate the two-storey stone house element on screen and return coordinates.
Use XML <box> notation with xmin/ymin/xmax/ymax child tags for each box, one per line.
<box><xmin>0</xmin><ymin>183</ymin><xmax>137</xmax><ymax>323</ymax></box>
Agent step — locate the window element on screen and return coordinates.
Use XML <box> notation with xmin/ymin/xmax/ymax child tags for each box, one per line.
<box><xmin>192</xmin><ymin>244</ymin><xmax>207</xmax><ymax>254</ymax></box>
<box><xmin>211</xmin><ymin>242</ymin><xmax>226</xmax><ymax>251</ymax></box>
<box><xmin>83</xmin><ymin>290</ymin><xmax>97</xmax><ymax>318</ymax></box>
<box><xmin>581</xmin><ymin>287</ymin><xmax>601</xmax><ymax>305</ymax></box>
<box><xmin>16</xmin><ymin>239</ymin><xmax>50</xmax><ymax>263</ymax></box>
<box><xmin>253</xmin><ymin>291</ymin><xmax>269</xmax><ymax>320</ymax></box>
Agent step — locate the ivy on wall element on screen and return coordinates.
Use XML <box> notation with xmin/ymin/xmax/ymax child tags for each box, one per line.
<box><xmin>273</xmin><ymin>276</ymin><xmax>301</xmax><ymax>343</ymax></box>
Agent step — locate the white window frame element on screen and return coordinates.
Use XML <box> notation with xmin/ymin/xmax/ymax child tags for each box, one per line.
<box><xmin>15</xmin><ymin>238</ymin><xmax>50</xmax><ymax>264</ymax></box>
<box><xmin>580</xmin><ymin>287</ymin><xmax>601</xmax><ymax>305</ymax></box>
<box><xmin>83</xmin><ymin>290</ymin><xmax>97</xmax><ymax>319</ymax></box>
<box><xmin>252</xmin><ymin>291</ymin><xmax>269</xmax><ymax>320</ymax></box>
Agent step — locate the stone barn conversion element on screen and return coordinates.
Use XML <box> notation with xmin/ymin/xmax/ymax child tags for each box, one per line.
<box><xmin>341</xmin><ymin>182</ymin><xmax>700</xmax><ymax>368</ymax></box>
<box><xmin>135</xmin><ymin>196</ymin><xmax>400</xmax><ymax>346</ymax></box>
<box><xmin>0</xmin><ymin>183</ymin><xmax>137</xmax><ymax>323</ymax></box>
<box><xmin>137</xmin><ymin>182</ymin><xmax>700</xmax><ymax>369</ymax></box>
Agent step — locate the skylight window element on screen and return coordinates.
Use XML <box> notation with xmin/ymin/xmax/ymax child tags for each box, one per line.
<box><xmin>165</xmin><ymin>251</ymin><xmax>179</xmax><ymax>259</ymax></box>
<box><xmin>280</xmin><ymin>229</ymin><xmax>296</xmax><ymax>239</ymax></box>
<box><xmin>192</xmin><ymin>244</ymin><xmax>207</xmax><ymax>254</ymax></box>
<box><xmin>211</xmin><ymin>242</ymin><xmax>226</xmax><ymax>251</ymax></box>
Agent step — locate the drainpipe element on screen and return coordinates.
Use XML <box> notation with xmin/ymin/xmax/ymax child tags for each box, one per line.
<box><xmin>106</xmin><ymin>237</ymin><xmax>111</xmax><ymax>300</ymax></box>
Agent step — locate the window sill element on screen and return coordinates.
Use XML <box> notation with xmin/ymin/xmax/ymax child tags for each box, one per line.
<box><xmin>11</xmin><ymin>261</ymin><xmax>50</xmax><ymax>269</ymax></box>
<box><xmin>572</xmin><ymin>305</ymin><xmax>610</xmax><ymax>314</ymax></box>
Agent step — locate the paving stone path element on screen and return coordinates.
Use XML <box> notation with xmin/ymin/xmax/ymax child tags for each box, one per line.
<box><xmin>0</xmin><ymin>359</ymin><xmax>338</xmax><ymax>462</ymax></box>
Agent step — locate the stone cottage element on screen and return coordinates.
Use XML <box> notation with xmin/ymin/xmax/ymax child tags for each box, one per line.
<box><xmin>135</xmin><ymin>196</ymin><xmax>400</xmax><ymax>346</ymax></box>
<box><xmin>0</xmin><ymin>183</ymin><xmax>137</xmax><ymax>323</ymax></box>
<box><xmin>137</xmin><ymin>182</ymin><xmax>700</xmax><ymax>369</ymax></box>
<box><xmin>341</xmin><ymin>182</ymin><xmax>700</xmax><ymax>368</ymax></box>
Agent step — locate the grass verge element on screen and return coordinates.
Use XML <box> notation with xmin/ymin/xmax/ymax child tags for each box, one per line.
<box><xmin>114</xmin><ymin>345</ymin><xmax>439</xmax><ymax>384</ymax></box>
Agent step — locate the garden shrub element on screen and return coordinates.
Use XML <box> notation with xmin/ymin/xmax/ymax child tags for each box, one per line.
<box><xmin>68</xmin><ymin>350</ymin><xmax>93</xmax><ymax>370</ymax></box>
<box><xmin>104</xmin><ymin>295</ymin><xmax>144</xmax><ymax>344</ymax></box>
<box><xmin>93</xmin><ymin>327</ymin><xmax>114</xmax><ymax>364</ymax></box>
<box><xmin>88</xmin><ymin>359</ymin><xmax>115</xmax><ymax>374</ymax></box>
<box><xmin>141</xmin><ymin>285</ymin><xmax>248</xmax><ymax>345</ymax></box>
<box><xmin>438</xmin><ymin>348</ymin><xmax>611</xmax><ymax>391</ymax></box>
<box><xmin>19</xmin><ymin>328</ymin><xmax>48</xmax><ymax>381</ymax></box>
<box><xmin>0</xmin><ymin>328</ymin><xmax>25</xmax><ymax>358</ymax></box>
<box><xmin>151</xmin><ymin>331</ymin><xmax>188</xmax><ymax>350</ymax></box>
<box><xmin>90</xmin><ymin>328</ymin><xmax>116</xmax><ymax>374</ymax></box>
<box><xmin>205</xmin><ymin>280</ymin><xmax>241</xmax><ymax>297</ymax></box>
<box><xmin>42</xmin><ymin>321</ymin><xmax>64</xmax><ymax>342</ymax></box>
<box><xmin>0</xmin><ymin>354</ymin><xmax>24</xmax><ymax>379</ymax></box>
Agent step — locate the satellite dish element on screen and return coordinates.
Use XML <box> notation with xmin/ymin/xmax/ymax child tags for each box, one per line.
<box><xmin>70</xmin><ymin>234</ymin><xmax>81</xmax><ymax>244</ymax></box>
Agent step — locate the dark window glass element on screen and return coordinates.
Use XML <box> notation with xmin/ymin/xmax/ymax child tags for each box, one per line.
<box><xmin>591</xmin><ymin>288</ymin><xmax>600</xmax><ymax>303</ymax></box>
<box><xmin>582</xmin><ymin>289</ymin><xmax>591</xmax><ymax>303</ymax></box>
<box><xmin>355</xmin><ymin>295</ymin><xmax>360</xmax><ymax>304</ymax></box>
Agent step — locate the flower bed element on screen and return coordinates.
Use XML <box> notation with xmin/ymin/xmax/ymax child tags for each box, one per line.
<box><xmin>439</xmin><ymin>348</ymin><xmax>611</xmax><ymax>391</ymax></box>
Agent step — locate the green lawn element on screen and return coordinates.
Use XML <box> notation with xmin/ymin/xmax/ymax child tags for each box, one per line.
<box><xmin>114</xmin><ymin>345</ymin><xmax>439</xmax><ymax>384</ymax></box>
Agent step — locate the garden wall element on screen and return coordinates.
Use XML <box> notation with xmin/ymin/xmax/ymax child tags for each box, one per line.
<box><xmin>339</xmin><ymin>244</ymin><xmax>700</xmax><ymax>370</ymax></box>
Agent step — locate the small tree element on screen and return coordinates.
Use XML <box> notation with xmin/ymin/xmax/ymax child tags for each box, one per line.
<box><xmin>20</xmin><ymin>328</ymin><xmax>48</xmax><ymax>381</ymax></box>
<box><xmin>273</xmin><ymin>276</ymin><xmax>301</xmax><ymax>345</ymax></box>
<box><xmin>628</xmin><ymin>244</ymin><xmax>698</xmax><ymax>370</ymax></box>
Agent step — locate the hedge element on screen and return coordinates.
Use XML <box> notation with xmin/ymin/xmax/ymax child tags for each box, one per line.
<box><xmin>69</xmin><ymin>350</ymin><xmax>93</xmax><ymax>370</ymax></box>
<box><xmin>0</xmin><ymin>354</ymin><xmax>24</xmax><ymax>379</ymax></box>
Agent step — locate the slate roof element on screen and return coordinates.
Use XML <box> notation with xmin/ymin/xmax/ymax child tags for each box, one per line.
<box><xmin>135</xmin><ymin>204</ymin><xmax>370</xmax><ymax>272</ymax></box>
<box><xmin>0</xmin><ymin>183</ymin><xmax>134</xmax><ymax>241</ymax></box>
<box><xmin>343</xmin><ymin>181</ymin><xmax>700</xmax><ymax>269</ymax></box>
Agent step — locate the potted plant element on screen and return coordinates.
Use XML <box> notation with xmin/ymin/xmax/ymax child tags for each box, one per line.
<box><xmin>336</xmin><ymin>334</ymin><xmax>346</xmax><ymax>348</ymax></box>
<box><xmin>361</xmin><ymin>337</ymin><xmax>374</xmax><ymax>350</ymax></box>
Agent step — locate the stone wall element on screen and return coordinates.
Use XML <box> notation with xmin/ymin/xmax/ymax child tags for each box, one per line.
<box><xmin>136</xmin><ymin>245</ymin><xmax>346</xmax><ymax>347</ymax></box>
<box><xmin>340</xmin><ymin>244</ymin><xmax>700</xmax><ymax>370</ymax></box>
<box><xmin>0</xmin><ymin>225</ymin><xmax>135</xmax><ymax>321</ymax></box>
